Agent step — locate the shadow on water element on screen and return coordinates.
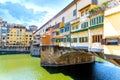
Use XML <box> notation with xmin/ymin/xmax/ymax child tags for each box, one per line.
<box><xmin>0</xmin><ymin>51</ymin><xmax>30</xmax><ymax>55</ymax></box>
<box><xmin>43</xmin><ymin>63</ymin><xmax>95</xmax><ymax>80</ymax></box>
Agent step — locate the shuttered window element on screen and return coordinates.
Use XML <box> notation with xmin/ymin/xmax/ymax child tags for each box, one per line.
<box><xmin>79</xmin><ymin>38</ymin><xmax>81</xmax><ymax>42</ymax></box>
<box><xmin>92</xmin><ymin>35</ymin><xmax>102</xmax><ymax>43</ymax></box>
<box><xmin>106</xmin><ymin>38</ymin><xmax>119</xmax><ymax>45</ymax></box>
<box><xmin>73</xmin><ymin>38</ymin><xmax>77</xmax><ymax>43</ymax></box>
<box><xmin>90</xmin><ymin>15</ymin><xmax>104</xmax><ymax>26</ymax></box>
<box><xmin>79</xmin><ymin>37</ymin><xmax>88</xmax><ymax>43</ymax></box>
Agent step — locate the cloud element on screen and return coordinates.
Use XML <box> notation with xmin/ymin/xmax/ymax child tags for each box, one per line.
<box><xmin>0</xmin><ymin>9</ymin><xmax>22</xmax><ymax>24</ymax></box>
<box><xmin>0</xmin><ymin>0</ymin><xmax>73</xmax><ymax>28</ymax></box>
<box><xmin>0</xmin><ymin>2</ymin><xmax>49</xmax><ymax>27</ymax></box>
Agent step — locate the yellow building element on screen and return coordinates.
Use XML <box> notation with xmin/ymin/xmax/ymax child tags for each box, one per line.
<box><xmin>26</xmin><ymin>30</ymin><xmax>33</xmax><ymax>46</ymax></box>
<box><xmin>6</xmin><ymin>25</ymin><xmax>26</xmax><ymax>47</ymax></box>
<box><xmin>71</xmin><ymin>4</ymin><xmax>103</xmax><ymax>51</ymax></box>
<box><xmin>6</xmin><ymin>24</ymin><xmax>33</xmax><ymax>48</ymax></box>
<box><xmin>104</xmin><ymin>3</ymin><xmax>120</xmax><ymax>58</ymax></box>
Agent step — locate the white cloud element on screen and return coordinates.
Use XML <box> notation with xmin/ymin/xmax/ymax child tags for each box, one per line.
<box><xmin>28</xmin><ymin>9</ymin><xmax>56</xmax><ymax>28</ymax></box>
<box><xmin>0</xmin><ymin>0</ymin><xmax>58</xmax><ymax>28</ymax></box>
<box><xmin>0</xmin><ymin>9</ymin><xmax>22</xmax><ymax>24</ymax></box>
<box><xmin>0</xmin><ymin>0</ymin><xmax>73</xmax><ymax>28</ymax></box>
<box><xmin>24</xmin><ymin>3</ymin><xmax>58</xmax><ymax>28</ymax></box>
<box><xmin>0</xmin><ymin>0</ymin><xmax>20</xmax><ymax>4</ymax></box>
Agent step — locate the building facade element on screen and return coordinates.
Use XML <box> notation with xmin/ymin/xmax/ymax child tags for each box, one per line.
<box><xmin>26</xmin><ymin>30</ymin><xmax>33</xmax><ymax>47</ymax></box>
<box><xmin>0</xmin><ymin>18</ymin><xmax>7</xmax><ymax>48</ymax></box>
<box><xmin>6</xmin><ymin>24</ymin><xmax>33</xmax><ymax>50</ymax></box>
<box><xmin>6</xmin><ymin>24</ymin><xmax>26</xmax><ymax>47</ymax></box>
<box><xmin>103</xmin><ymin>1</ymin><xmax>120</xmax><ymax>58</ymax></box>
<box><xmin>34</xmin><ymin>0</ymin><xmax>120</xmax><ymax>65</ymax></box>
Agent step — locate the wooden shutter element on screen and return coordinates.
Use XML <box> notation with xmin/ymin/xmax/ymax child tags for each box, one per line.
<box><xmin>118</xmin><ymin>38</ymin><xmax>120</xmax><ymax>44</ymax></box>
<box><xmin>101</xmin><ymin>39</ymin><xmax>106</xmax><ymax>45</ymax></box>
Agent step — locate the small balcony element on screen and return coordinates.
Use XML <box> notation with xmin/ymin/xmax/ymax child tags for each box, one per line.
<box><xmin>71</xmin><ymin>25</ymin><xmax>81</xmax><ymax>33</ymax></box>
<box><xmin>71</xmin><ymin>20</ymin><xmax>89</xmax><ymax>33</ymax></box>
<box><xmin>70</xmin><ymin>17</ymin><xmax>80</xmax><ymax>25</ymax></box>
<box><xmin>89</xmin><ymin>0</ymin><xmax>120</xmax><ymax>17</ymax></box>
<box><xmin>80</xmin><ymin>14</ymin><xmax>90</xmax><ymax>22</ymax></box>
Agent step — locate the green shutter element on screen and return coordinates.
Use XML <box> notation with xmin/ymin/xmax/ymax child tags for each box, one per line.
<box><xmin>79</xmin><ymin>37</ymin><xmax>81</xmax><ymax>43</ymax></box>
<box><xmin>81</xmin><ymin>24</ymin><xmax>83</xmax><ymax>28</ymax></box>
<box><xmin>84</xmin><ymin>23</ymin><xmax>86</xmax><ymax>28</ymax></box>
<box><xmin>94</xmin><ymin>18</ymin><xmax>95</xmax><ymax>25</ymax></box>
<box><xmin>97</xmin><ymin>17</ymin><xmax>99</xmax><ymax>24</ymax></box>
<box><xmin>92</xmin><ymin>19</ymin><xmax>94</xmax><ymax>25</ymax></box>
<box><xmin>90</xmin><ymin>19</ymin><xmax>92</xmax><ymax>26</ymax></box>
<box><xmin>84</xmin><ymin>23</ymin><xmax>85</xmax><ymax>28</ymax></box>
<box><xmin>71</xmin><ymin>38</ymin><xmax>73</xmax><ymax>43</ymax></box>
<box><xmin>102</xmin><ymin>15</ymin><xmax>104</xmax><ymax>23</ymax></box>
<box><xmin>99</xmin><ymin>16</ymin><xmax>101</xmax><ymax>23</ymax></box>
<box><xmin>63</xmin><ymin>38</ymin><xmax>66</xmax><ymax>42</ymax></box>
<box><xmin>86</xmin><ymin>22</ymin><xmax>88</xmax><ymax>27</ymax></box>
<box><xmin>68</xmin><ymin>37</ymin><xmax>71</xmax><ymax>42</ymax></box>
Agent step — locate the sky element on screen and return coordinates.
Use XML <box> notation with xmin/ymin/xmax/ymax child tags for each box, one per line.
<box><xmin>0</xmin><ymin>0</ymin><xmax>73</xmax><ymax>28</ymax></box>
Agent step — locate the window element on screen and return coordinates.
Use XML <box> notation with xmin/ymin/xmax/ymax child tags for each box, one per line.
<box><xmin>84</xmin><ymin>37</ymin><xmax>88</xmax><ymax>42</ymax></box>
<box><xmin>92</xmin><ymin>0</ymin><xmax>98</xmax><ymax>4</ymax></box>
<box><xmin>56</xmin><ymin>39</ymin><xmax>60</xmax><ymax>42</ymax></box>
<box><xmin>72</xmin><ymin>27</ymin><xmax>75</xmax><ymax>30</ymax></box>
<box><xmin>63</xmin><ymin>38</ymin><xmax>66</xmax><ymax>42</ymax></box>
<box><xmin>17</xmin><ymin>30</ymin><xmax>19</xmax><ymax>35</ymax></box>
<box><xmin>76</xmin><ymin>25</ymin><xmax>79</xmax><ymax>29</ymax></box>
<box><xmin>79</xmin><ymin>38</ymin><xmax>81</xmax><ymax>42</ymax></box>
<box><xmin>65</xmin><ymin>27</ymin><xmax>69</xmax><ymax>32</ymax></box>
<box><xmin>68</xmin><ymin>37</ymin><xmax>71</xmax><ymax>42</ymax></box>
<box><xmin>81</xmin><ymin>22</ymin><xmax>88</xmax><ymax>29</ymax></box>
<box><xmin>94</xmin><ymin>18</ymin><xmax>96</xmax><ymax>25</ymax></box>
<box><xmin>92</xmin><ymin>35</ymin><xmax>102</xmax><ymax>43</ymax></box>
<box><xmin>73</xmin><ymin>38</ymin><xmax>77</xmax><ymax>43</ymax></box>
<box><xmin>106</xmin><ymin>38</ymin><xmax>119</xmax><ymax>45</ymax></box>
<box><xmin>95</xmin><ymin>18</ymin><xmax>97</xmax><ymax>25</ymax></box>
<box><xmin>20</xmin><ymin>29</ymin><xmax>22</xmax><ymax>36</ymax></box>
<box><xmin>81</xmin><ymin>37</ymin><xmax>84</xmax><ymax>42</ymax></box>
<box><xmin>60</xmin><ymin>29</ymin><xmax>62</xmax><ymax>33</ymax></box>
<box><xmin>56</xmin><ymin>32</ymin><xmax>59</xmax><ymax>35</ymax></box>
<box><xmin>81</xmin><ymin>12</ymin><xmax>84</xmax><ymax>17</ymax></box>
<box><xmin>51</xmin><ymin>38</ymin><xmax>56</xmax><ymax>42</ymax></box>
<box><xmin>101</xmin><ymin>15</ymin><xmax>104</xmax><ymax>23</ymax></box>
<box><xmin>73</xmin><ymin>9</ymin><xmax>77</xmax><ymax>16</ymax></box>
<box><xmin>62</xmin><ymin>17</ymin><xmax>65</xmax><ymax>22</ymax></box>
<box><xmin>90</xmin><ymin>15</ymin><xmax>104</xmax><ymax>26</ymax></box>
<box><xmin>97</xmin><ymin>17</ymin><xmax>99</xmax><ymax>24</ymax></box>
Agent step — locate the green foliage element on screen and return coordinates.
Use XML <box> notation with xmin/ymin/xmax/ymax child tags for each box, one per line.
<box><xmin>89</xmin><ymin>1</ymin><xmax>109</xmax><ymax>15</ymax></box>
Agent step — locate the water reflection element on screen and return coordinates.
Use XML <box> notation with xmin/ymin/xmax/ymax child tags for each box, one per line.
<box><xmin>44</xmin><ymin>62</ymin><xmax>120</xmax><ymax>80</ymax></box>
<box><xmin>0</xmin><ymin>54</ymin><xmax>120</xmax><ymax>80</ymax></box>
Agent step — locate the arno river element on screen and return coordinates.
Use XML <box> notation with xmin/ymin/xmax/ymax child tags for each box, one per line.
<box><xmin>0</xmin><ymin>54</ymin><xmax>120</xmax><ymax>80</ymax></box>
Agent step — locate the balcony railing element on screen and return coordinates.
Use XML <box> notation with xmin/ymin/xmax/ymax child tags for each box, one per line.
<box><xmin>70</xmin><ymin>17</ymin><xmax>80</xmax><ymax>25</ymax></box>
<box><xmin>89</xmin><ymin>0</ymin><xmax>120</xmax><ymax>16</ymax></box>
<box><xmin>80</xmin><ymin>14</ymin><xmax>90</xmax><ymax>22</ymax></box>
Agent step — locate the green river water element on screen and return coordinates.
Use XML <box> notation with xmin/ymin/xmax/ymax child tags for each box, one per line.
<box><xmin>0</xmin><ymin>54</ymin><xmax>72</xmax><ymax>80</ymax></box>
